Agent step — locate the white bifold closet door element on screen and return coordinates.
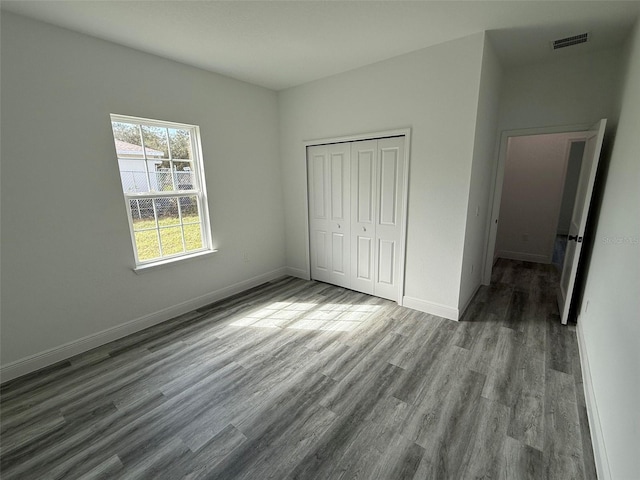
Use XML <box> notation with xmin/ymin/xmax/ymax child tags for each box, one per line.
<box><xmin>308</xmin><ymin>143</ymin><xmax>351</xmax><ymax>289</ymax></box>
<box><xmin>308</xmin><ymin>136</ymin><xmax>405</xmax><ymax>301</ymax></box>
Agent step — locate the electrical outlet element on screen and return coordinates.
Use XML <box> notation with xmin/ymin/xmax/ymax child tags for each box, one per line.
<box><xmin>243</xmin><ymin>252</ymin><xmax>250</xmax><ymax>263</ymax></box>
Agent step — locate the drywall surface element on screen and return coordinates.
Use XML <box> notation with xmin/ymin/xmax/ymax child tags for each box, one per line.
<box><xmin>498</xmin><ymin>47</ymin><xmax>625</xmax><ymax>132</ymax></box>
<box><xmin>0</xmin><ymin>13</ymin><xmax>285</xmax><ymax>367</ymax></box>
<box><xmin>557</xmin><ymin>141</ymin><xmax>585</xmax><ymax>235</ymax></box>
<box><xmin>578</xmin><ymin>23</ymin><xmax>640</xmax><ymax>479</ymax></box>
<box><xmin>458</xmin><ymin>35</ymin><xmax>503</xmax><ymax>311</ymax></box>
<box><xmin>279</xmin><ymin>33</ymin><xmax>485</xmax><ymax>313</ymax></box>
<box><xmin>495</xmin><ymin>133</ymin><xmax>578</xmax><ymax>263</ymax></box>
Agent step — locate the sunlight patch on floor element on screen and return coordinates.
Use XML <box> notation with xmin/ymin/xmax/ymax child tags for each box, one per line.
<box><xmin>229</xmin><ymin>302</ymin><xmax>381</xmax><ymax>332</ymax></box>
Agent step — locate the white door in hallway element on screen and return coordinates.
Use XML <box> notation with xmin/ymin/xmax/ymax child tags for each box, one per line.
<box><xmin>308</xmin><ymin>136</ymin><xmax>406</xmax><ymax>302</ymax></box>
<box><xmin>558</xmin><ymin>119</ymin><xmax>606</xmax><ymax>325</ymax></box>
<box><xmin>307</xmin><ymin>143</ymin><xmax>351</xmax><ymax>288</ymax></box>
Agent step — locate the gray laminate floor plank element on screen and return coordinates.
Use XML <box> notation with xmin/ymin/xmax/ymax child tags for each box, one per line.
<box><xmin>0</xmin><ymin>262</ymin><xmax>597</xmax><ymax>479</ymax></box>
<box><xmin>544</xmin><ymin>368</ymin><xmax>585</xmax><ymax>480</ymax></box>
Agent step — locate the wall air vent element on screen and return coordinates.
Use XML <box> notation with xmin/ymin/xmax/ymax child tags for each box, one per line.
<box><xmin>552</xmin><ymin>33</ymin><xmax>589</xmax><ymax>50</ymax></box>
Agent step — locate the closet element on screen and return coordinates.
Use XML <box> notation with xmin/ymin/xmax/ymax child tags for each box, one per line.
<box><xmin>307</xmin><ymin>136</ymin><xmax>406</xmax><ymax>301</ymax></box>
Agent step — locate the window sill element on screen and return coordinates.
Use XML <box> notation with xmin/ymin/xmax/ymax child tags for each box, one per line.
<box><xmin>133</xmin><ymin>249</ymin><xmax>217</xmax><ymax>274</ymax></box>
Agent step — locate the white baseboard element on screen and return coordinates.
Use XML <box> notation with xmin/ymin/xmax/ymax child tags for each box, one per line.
<box><xmin>402</xmin><ymin>296</ymin><xmax>459</xmax><ymax>321</ymax></box>
<box><xmin>285</xmin><ymin>266</ymin><xmax>310</xmax><ymax>280</ymax></box>
<box><xmin>496</xmin><ymin>250</ymin><xmax>550</xmax><ymax>264</ymax></box>
<box><xmin>0</xmin><ymin>267</ymin><xmax>288</xmax><ymax>384</ymax></box>
<box><xmin>576</xmin><ymin>320</ymin><xmax>611</xmax><ymax>480</ymax></box>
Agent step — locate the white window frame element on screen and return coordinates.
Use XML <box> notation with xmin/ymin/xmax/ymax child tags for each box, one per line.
<box><xmin>110</xmin><ymin>114</ymin><xmax>214</xmax><ymax>271</ymax></box>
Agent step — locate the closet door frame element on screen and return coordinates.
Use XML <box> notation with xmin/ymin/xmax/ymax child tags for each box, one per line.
<box><xmin>303</xmin><ymin>128</ymin><xmax>411</xmax><ymax>305</ymax></box>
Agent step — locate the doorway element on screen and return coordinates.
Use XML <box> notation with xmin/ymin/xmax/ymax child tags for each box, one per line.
<box><xmin>483</xmin><ymin>121</ymin><xmax>606</xmax><ymax>324</ymax></box>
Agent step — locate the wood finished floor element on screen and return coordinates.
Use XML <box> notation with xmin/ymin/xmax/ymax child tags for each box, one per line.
<box><xmin>0</xmin><ymin>259</ymin><xmax>597</xmax><ymax>479</ymax></box>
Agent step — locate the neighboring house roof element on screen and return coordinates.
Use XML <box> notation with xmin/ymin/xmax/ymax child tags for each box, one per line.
<box><xmin>115</xmin><ymin>139</ymin><xmax>164</xmax><ymax>157</ymax></box>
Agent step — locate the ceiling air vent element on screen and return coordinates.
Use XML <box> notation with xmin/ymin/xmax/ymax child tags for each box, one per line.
<box><xmin>552</xmin><ymin>33</ymin><xmax>589</xmax><ymax>50</ymax></box>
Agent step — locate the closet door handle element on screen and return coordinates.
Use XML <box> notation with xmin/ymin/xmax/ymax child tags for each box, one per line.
<box><xmin>568</xmin><ymin>235</ymin><xmax>583</xmax><ymax>243</ymax></box>
<box><xmin>363</xmin><ymin>227</ymin><xmax>367</xmax><ymax>232</ymax></box>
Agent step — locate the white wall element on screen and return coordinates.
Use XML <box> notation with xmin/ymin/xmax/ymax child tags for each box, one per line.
<box><xmin>278</xmin><ymin>33</ymin><xmax>486</xmax><ymax>318</ymax></box>
<box><xmin>458</xmin><ymin>35</ymin><xmax>503</xmax><ymax>312</ymax></box>
<box><xmin>0</xmin><ymin>13</ymin><xmax>285</xmax><ymax>371</ymax></box>
<box><xmin>557</xmin><ymin>141</ymin><xmax>585</xmax><ymax>235</ymax></box>
<box><xmin>496</xmin><ymin>133</ymin><xmax>580</xmax><ymax>263</ymax></box>
<box><xmin>578</xmin><ymin>22</ymin><xmax>640</xmax><ymax>479</ymax></box>
<box><xmin>497</xmin><ymin>47</ymin><xmax>626</xmax><ymax>133</ymax></box>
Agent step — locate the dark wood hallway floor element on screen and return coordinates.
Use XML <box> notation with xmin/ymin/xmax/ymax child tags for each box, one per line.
<box><xmin>0</xmin><ymin>259</ymin><xmax>596</xmax><ymax>479</ymax></box>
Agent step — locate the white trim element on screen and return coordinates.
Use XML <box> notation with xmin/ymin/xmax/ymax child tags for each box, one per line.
<box><xmin>495</xmin><ymin>250</ymin><xmax>551</xmax><ymax>264</ymax></box>
<box><xmin>402</xmin><ymin>296</ymin><xmax>459</xmax><ymax>321</ymax></box>
<box><xmin>303</xmin><ymin>128</ymin><xmax>412</xmax><ymax>147</ymax></box>
<box><xmin>302</xmin><ymin>128</ymin><xmax>412</xmax><ymax>305</ymax></box>
<box><xmin>285</xmin><ymin>266</ymin><xmax>310</xmax><ymax>280</ymax></box>
<box><xmin>483</xmin><ymin>123</ymin><xmax>591</xmax><ymax>285</ymax></box>
<box><xmin>576</xmin><ymin>320</ymin><xmax>612</xmax><ymax>480</ymax></box>
<box><xmin>110</xmin><ymin>113</ymin><xmax>198</xmax><ymax>131</ymax></box>
<box><xmin>0</xmin><ymin>268</ymin><xmax>287</xmax><ymax>384</ymax></box>
<box><xmin>133</xmin><ymin>249</ymin><xmax>217</xmax><ymax>274</ymax></box>
<box><xmin>397</xmin><ymin>131</ymin><xmax>412</xmax><ymax>307</ymax></box>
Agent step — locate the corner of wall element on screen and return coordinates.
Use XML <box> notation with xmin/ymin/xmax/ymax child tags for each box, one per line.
<box><xmin>458</xmin><ymin>31</ymin><xmax>504</xmax><ymax>312</ymax></box>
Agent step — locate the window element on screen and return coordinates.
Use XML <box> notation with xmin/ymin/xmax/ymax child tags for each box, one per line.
<box><xmin>110</xmin><ymin>114</ymin><xmax>213</xmax><ymax>268</ymax></box>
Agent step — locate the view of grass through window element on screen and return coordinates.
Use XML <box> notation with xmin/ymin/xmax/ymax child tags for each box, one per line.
<box><xmin>110</xmin><ymin>114</ymin><xmax>210</xmax><ymax>265</ymax></box>
<box><xmin>133</xmin><ymin>215</ymin><xmax>202</xmax><ymax>261</ymax></box>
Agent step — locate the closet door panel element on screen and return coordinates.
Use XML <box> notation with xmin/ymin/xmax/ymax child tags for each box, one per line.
<box><xmin>350</xmin><ymin>140</ymin><xmax>377</xmax><ymax>295</ymax></box>
<box><xmin>308</xmin><ymin>146</ymin><xmax>332</xmax><ymax>283</ymax></box>
<box><xmin>379</xmin><ymin>150</ymin><xmax>398</xmax><ymax>226</ymax></box>
<box><xmin>356</xmin><ymin>151</ymin><xmax>375</xmax><ymax>224</ymax></box>
<box><xmin>327</xmin><ymin>144</ymin><xmax>351</xmax><ymax>287</ymax></box>
<box><xmin>308</xmin><ymin>143</ymin><xmax>351</xmax><ymax>288</ymax></box>
<box><xmin>315</xmin><ymin>231</ymin><xmax>330</xmax><ymax>271</ymax></box>
<box><xmin>307</xmin><ymin>146</ymin><xmax>331</xmax><ymax>282</ymax></box>
<box><xmin>374</xmin><ymin>137</ymin><xmax>405</xmax><ymax>301</ymax></box>
<box><xmin>378</xmin><ymin>239</ymin><xmax>395</xmax><ymax>285</ymax></box>
<box><xmin>332</xmin><ymin>232</ymin><xmax>347</xmax><ymax>275</ymax></box>
<box><xmin>356</xmin><ymin>236</ymin><xmax>373</xmax><ymax>281</ymax></box>
<box><xmin>311</xmin><ymin>153</ymin><xmax>327</xmax><ymax>220</ymax></box>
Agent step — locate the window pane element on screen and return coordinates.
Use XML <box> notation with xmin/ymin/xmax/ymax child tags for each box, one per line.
<box><xmin>174</xmin><ymin>162</ymin><xmax>195</xmax><ymax>190</ymax></box>
<box><xmin>159</xmin><ymin>227</ymin><xmax>184</xmax><ymax>256</ymax></box>
<box><xmin>135</xmin><ymin>230</ymin><xmax>160</xmax><ymax>261</ymax></box>
<box><xmin>120</xmin><ymin>165</ymin><xmax>150</xmax><ymax>193</ymax></box>
<box><xmin>153</xmin><ymin>168</ymin><xmax>174</xmax><ymax>192</ymax></box>
<box><xmin>169</xmin><ymin>128</ymin><xmax>192</xmax><ymax>160</ymax></box>
<box><xmin>184</xmin><ymin>224</ymin><xmax>203</xmax><ymax>251</ymax></box>
<box><xmin>179</xmin><ymin>196</ymin><xmax>199</xmax><ymax>221</ymax></box>
<box><xmin>141</xmin><ymin>125</ymin><xmax>169</xmax><ymax>159</ymax></box>
<box><xmin>130</xmin><ymin>199</ymin><xmax>155</xmax><ymax>229</ymax></box>
<box><xmin>112</xmin><ymin>122</ymin><xmax>144</xmax><ymax>158</ymax></box>
<box><xmin>155</xmin><ymin>198</ymin><xmax>180</xmax><ymax>226</ymax></box>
